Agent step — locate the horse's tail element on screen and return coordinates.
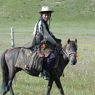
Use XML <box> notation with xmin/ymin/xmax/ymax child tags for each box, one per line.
<box><xmin>1</xmin><ymin>49</ymin><xmax>9</xmax><ymax>94</ymax></box>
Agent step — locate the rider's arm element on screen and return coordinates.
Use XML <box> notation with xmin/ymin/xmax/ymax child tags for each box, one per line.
<box><xmin>33</xmin><ymin>23</ymin><xmax>37</xmax><ymax>36</ymax></box>
<box><xmin>38</xmin><ymin>21</ymin><xmax>57</xmax><ymax>45</ymax></box>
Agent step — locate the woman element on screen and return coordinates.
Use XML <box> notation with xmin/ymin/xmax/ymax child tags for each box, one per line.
<box><xmin>32</xmin><ymin>6</ymin><xmax>61</xmax><ymax>79</ymax></box>
<box><xmin>32</xmin><ymin>6</ymin><xmax>61</xmax><ymax>50</ymax></box>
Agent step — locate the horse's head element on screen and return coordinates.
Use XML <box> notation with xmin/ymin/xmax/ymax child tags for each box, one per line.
<box><xmin>62</xmin><ymin>39</ymin><xmax>77</xmax><ymax>65</ymax></box>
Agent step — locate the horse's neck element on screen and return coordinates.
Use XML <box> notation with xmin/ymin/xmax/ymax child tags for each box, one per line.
<box><xmin>57</xmin><ymin>54</ymin><xmax>68</xmax><ymax>76</ymax></box>
<box><xmin>61</xmin><ymin>45</ymin><xmax>69</xmax><ymax>68</ymax></box>
<box><xmin>62</xmin><ymin>45</ymin><xmax>68</xmax><ymax>61</ymax></box>
<box><xmin>62</xmin><ymin>54</ymin><xmax>69</xmax><ymax>67</ymax></box>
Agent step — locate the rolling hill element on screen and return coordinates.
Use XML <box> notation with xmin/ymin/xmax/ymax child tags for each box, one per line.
<box><xmin>0</xmin><ymin>0</ymin><xmax>95</xmax><ymax>23</ymax></box>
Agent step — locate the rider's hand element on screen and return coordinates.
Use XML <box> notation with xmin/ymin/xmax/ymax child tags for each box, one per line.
<box><xmin>56</xmin><ymin>43</ymin><xmax>62</xmax><ymax>48</ymax></box>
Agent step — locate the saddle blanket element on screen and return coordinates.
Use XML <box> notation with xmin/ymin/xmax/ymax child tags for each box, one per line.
<box><xmin>15</xmin><ymin>48</ymin><xmax>43</xmax><ymax>71</ymax></box>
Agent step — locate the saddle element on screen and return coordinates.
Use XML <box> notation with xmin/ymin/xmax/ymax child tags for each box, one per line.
<box><xmin>37</xmin><ymin>43</ymin><xmax>61</xmax><ymax>69</ymax></box>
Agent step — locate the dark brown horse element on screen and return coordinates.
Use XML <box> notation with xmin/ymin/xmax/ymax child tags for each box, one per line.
<box><xmin>1</xmin><ymin>39</ymin><xmax>77</xmax><ymax>95</ymax></box>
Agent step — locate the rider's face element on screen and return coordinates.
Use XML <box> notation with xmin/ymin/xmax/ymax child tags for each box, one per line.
<box><xmin>42</xmin><ymin>13</ymin><xmax>51</xmax><ymax>21</ymax></box>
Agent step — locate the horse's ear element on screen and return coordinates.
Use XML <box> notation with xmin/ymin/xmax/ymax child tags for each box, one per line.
<box><xmin>75</xmin><ymin>39</ymin><xmax>77</xmax><ymax>43</ymax></box>
<box><xmin>67</xmin><ymin>38</ymin><xmax>70</xmax><ymax>43</ymax></box>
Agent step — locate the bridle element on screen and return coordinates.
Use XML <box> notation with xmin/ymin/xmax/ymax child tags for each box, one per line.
<box><xmin>61</xmin><ymin>47</ymin><xmax>77</xmax><ymax>59</ymax></box>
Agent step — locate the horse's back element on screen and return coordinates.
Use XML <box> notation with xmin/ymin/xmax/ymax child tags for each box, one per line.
<box><xmin>5</xmin><ymin>47</ymin><xmax>20</xmax><ymax>60</ymax></box>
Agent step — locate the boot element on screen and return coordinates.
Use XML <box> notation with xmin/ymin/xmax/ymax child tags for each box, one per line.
<box><xmin>39</xmin><ymin>70</ymin><xmax>49</xmax><ymax>80</ymax></box>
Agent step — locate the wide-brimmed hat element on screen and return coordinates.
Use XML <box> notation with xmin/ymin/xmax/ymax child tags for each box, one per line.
<box><xmin>39</xmin><ymin>6</ymin><xmax>54</xmax><ymax>13</ymax></box>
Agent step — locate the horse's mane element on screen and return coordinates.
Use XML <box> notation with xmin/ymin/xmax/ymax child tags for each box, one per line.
<box><xmin>62</xmin><ymin>44</ymin><xmax>67</xmax><ymax>52</ymax></box>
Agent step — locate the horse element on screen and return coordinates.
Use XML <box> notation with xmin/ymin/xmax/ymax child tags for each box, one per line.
<box><xmin>0</xmin><ymin>38</ymin><xmax>77</xmax><ymax>95</ymax></box>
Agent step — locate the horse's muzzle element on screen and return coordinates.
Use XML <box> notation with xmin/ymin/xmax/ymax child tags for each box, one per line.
<box><xmin>70</xmin><ymin>60</ymin><xmax>77</xmax><ymax>65</ymax></box>
<box><xmin>69</xmin><ymin>55</ymin><xmax>77</xmax><ymax>65</ymax></box>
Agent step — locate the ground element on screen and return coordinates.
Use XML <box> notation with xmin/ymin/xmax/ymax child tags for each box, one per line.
<box><xmin>0</xmin><ymin>0</ymin><xmax>95</xmax><ymax>95</ymax></box>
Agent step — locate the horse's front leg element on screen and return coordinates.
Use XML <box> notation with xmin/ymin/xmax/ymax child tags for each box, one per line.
<box><xmin>46</xmin><ymin>77</ymin><xmax>54</xmax><ymax>95</ymax></box>
<box><xmin>54</xmin><ymin>77</ymin><xmax>65</xmax><ymax>95</ymax></box>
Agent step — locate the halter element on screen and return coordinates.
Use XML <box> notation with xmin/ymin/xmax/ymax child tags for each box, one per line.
<box><xmin>61</xmin><ymin>48</ymin><xmax>77</xmax><ymax>59</ymax></box>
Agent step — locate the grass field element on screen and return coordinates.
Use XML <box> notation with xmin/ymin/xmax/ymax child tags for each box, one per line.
<box><xmin>0</xmin><ymin>0</ymin><xmax>95</xmax><ymax>95</ymax></box>
<box><xmin>0</xmin><ymin>20</ymin><xmax>95</xmax><ymax>95</ymax></box>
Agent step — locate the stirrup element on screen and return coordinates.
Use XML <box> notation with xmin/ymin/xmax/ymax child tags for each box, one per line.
<box><xmin>25</xmin><ymin>65</ymin><xmax>30</xmax><ymax>70</ymax></box>
<box><xmin>43</xmin><ymin>76</ymin><xmax>49</xmax><ymax>80</ymax></box>
<box><xmin>39</xmin><ymin>72</ymin><xmax>49</xmax><ymax>80</ymax></box>
<box><xmin>39</xmin><ymin>72</ymin><xmax>44</xmax><ymax>77</ymax></box>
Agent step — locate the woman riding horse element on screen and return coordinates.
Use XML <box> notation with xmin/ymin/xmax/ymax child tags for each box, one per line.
<box><xmin>31</xmin><ymin>6</ymin><xmax>61</xmax><ymax>78</ymax></box>
<box><xmin>0</xmin><ymin>6</ymin><xmax>78</xmax><ymax>95</ymax></box>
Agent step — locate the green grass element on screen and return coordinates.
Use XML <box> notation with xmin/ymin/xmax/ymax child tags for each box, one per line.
<box><xmin>0</xmin><ymin>0</ymin><xmax>95</xmax><ymax>95</ymax></box>
<box><xmin>0</xmin><ymin>20</ymin><xmax>95</xmax><ymax>95</ymax></box>
<box><xmin>0</xmin><ymin>0</ymin><xmax>95</xmax><ymax>22</ymax></box>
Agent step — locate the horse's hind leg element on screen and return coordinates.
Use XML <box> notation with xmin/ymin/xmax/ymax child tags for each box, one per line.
<box><xmin>1</xmin><ymin>75</ymin><xmax>10</xmax><ymax>95</ymax></box>
<box><xmin>9</xmin><ymin>80</ymin><xmax>14</xmax><ymax>95</ymax></box>
<box><xmin>1</xmin><ymin>83</ymin><xmax>9</xmax><ymax>95</ymax></box>
<box><xmin>1</xmin><ymin>73</ymin><xmax>15</xmax><ymax>95</ymax></box>
<box><xmin>1</xmin><ymin>51</ymin><xmax>10</xmax><ymax>95</ymax></box>
<box><xmin>8</xmin><ymin>71</ymin><xmax>16</xmax><ymax>95</ymax></box>
<box><xmin>1</xmin><ymin>65</ymin><xmax>10</xmax><ymax>95</ymax></box>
